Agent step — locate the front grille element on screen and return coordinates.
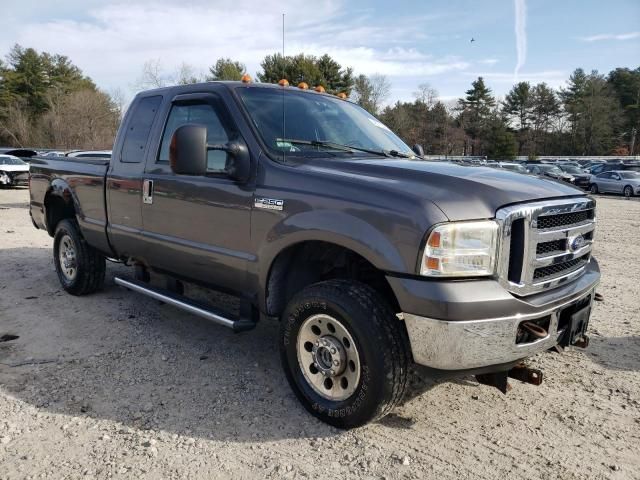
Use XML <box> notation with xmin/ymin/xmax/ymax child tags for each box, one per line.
<box><xmin>536</xmin><ymin>239</ymin><xmax>566</xmax><ymax>256</ymax></box>
<box><xmin>533</xmin><ymin>254</ymin><xmax>589</xmax><ymax>280</ymax></box>
<box><xmin>496</xmin><ymin>198</ymin><xmax>596</xmax><ymax>296</ymax></box>
<box><xmin>536</xmin><ymin>209</ymin><xmax>594</xmax><ymax>229</ymax></box>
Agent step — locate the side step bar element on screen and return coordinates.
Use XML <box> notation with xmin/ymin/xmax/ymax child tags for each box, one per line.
<box><xmin>114</xmin><ymin>277</ymin><xmax>256</xmax><ymax>332</ymax></box>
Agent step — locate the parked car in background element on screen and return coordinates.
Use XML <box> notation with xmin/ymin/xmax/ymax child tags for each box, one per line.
<box><xmin>40</xmin><ymin>151</ymin><xmax>65</xmax><ymax>157</ymax></box>
<box><xmin>589</xmin><ymin>162</ymin><xmax>640</xmax><ymax>175</ymax></box>
<box><xmin>557</xmin><ymin>165</ymin><xmax>591</xmax><ymax>189</ymax></box>
<box><xmin>496</xmin><ymin>162</ymin><xmax>528</xmax><ymax>174</ymax></box>
<box><xmin>0</xmin><ymin>154</ymin><xmax>29</xmax><ymax>187</ymax></box>
<box><xmin>65</xmin><ymin>150</ymin><xmax>112</xmax><ymax>159</ymax></box>
<box><xmin>526</xmin><ymin>164</ymin><xmax>574</xmax><ymax>184</ymax></box>
<box><xmin>589</xmin><ymin>170</ymin><xmax>640</xmax><ymax>197</ymax></box>
<box><xmin>556</xmin><ymin>161</ymin><xmax>581</xmax><ymax>169</ymax></box>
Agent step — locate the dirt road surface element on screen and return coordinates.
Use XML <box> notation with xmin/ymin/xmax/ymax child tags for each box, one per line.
<box><xmin>1</xmin><ymin>187</ymin><xmax>639</xmax><ymax>479</ymax></box>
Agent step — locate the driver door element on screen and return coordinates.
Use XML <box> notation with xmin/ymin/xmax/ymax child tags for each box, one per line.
<box><xmin>140</xmin><ymin>93</ymin><xmax>254</xmax><ymax>292</ymax></box>
<box><xmin>609</xmin><ymin>173</ymin><xmax>623</xmax><ymax>193</ymax></box>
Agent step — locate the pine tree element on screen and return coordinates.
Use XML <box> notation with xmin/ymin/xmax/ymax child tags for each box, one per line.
<box><xmin>207</xmin><ymin>58</ymin><xmax>246</xmax><ymax>81</ymax></box>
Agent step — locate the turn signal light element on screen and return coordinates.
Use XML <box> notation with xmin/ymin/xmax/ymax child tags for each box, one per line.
<box><xmin>278</xmin><ymin>79</ymin><xmax>289</xmax><ymax>86</ymax></box>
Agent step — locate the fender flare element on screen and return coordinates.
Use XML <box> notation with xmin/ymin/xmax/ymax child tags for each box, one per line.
<box><xmin>43</xmin><ymin>178</ymin><xmax>82</xmax><ymax>235</ymax></box>
<box><xmin>257</xmin><ymin>210</ymin><xmax>408</xmax><ymax>309</ymax></box>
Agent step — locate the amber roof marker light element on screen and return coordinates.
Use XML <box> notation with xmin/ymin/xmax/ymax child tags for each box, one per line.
<box><xmin>314</xmin><ymin>85</ymin><xmax>325</xmax><ymax>93</ymax></box>
<box><xmin>241</xmin><ymin>74</ymin><xmax>252</xmax><ymax>83</ymax></box>
<box><xmin>298</xmin><ymin>82</ymin><xmax>309</xmax><ymax>90</ymax></box>
<box><xmin>278</xmin><ymin>79</ymin><xmax>290</xmax><ymax>87</ymax></box>
<box><xmin>337</xmin><ymin>92</ymin><xmax>347</xmax><ymax>99</ymax></box>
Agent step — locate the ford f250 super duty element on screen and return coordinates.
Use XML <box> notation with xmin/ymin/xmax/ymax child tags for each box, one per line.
<box><xmin>29</xmin><ymin>81</ymin><xmax>600</xmax><ymax>428</ymax></box>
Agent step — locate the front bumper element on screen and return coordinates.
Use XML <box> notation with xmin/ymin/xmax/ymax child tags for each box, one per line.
<box><xmin>388</xmin><ymin>259</ymin><xmax>600</xmax><ymax>370</ymax></box>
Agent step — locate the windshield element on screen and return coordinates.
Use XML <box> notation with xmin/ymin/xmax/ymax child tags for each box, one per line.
<box><xmin>0</xmin><ymin>156</ymin><xmax>27</xmax><ymax>165</ymax></box>
<box><xmin>237</xmin><ymin>87</ymin><xmax>414</xmax><ymax>159</ymax></box>
<box><xmin>560</xmin><ymin>166</ymin><xmax>582</xmax><ymax>174</ymax></box>
<box><xmin>620</xmin><ymin>171</ymin><xmax>640</xmax><ymax>179</ymax></box>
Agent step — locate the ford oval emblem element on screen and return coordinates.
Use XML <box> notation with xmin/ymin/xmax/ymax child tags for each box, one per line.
<box><xmin>571</xmin><ymin>235</ymin><xmax>586</xmax><ymax>251</ymax></box>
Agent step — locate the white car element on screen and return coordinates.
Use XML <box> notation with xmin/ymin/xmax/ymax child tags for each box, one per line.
<box><xmin>0</xmin><ymin>154</ymin><xmax>29</xmax><ymax>187</ymax></box>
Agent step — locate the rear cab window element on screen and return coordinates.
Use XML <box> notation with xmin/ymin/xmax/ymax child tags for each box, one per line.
<box><xmin>120</xmin><ymin>95</ymin><xmax>163</xmax><ymax>163</ymax></box>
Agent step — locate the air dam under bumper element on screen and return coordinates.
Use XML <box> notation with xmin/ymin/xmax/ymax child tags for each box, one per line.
<box><xmin>391</xmin><ymin>260</ymin><xmax>600</xmax><ymax>370</ymax></box>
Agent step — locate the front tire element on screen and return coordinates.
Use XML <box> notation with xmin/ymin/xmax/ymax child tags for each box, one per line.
<box><xmin>280</xmin><ymin>280</ymin><xmax>409</xmax><ymax>429</ymax></box>
<box><xmin>53</xmin><ymin>219</ymin><xmax>106</xmax><ymax>295</ymax></box>
<box><xmin>623</xmin><ymin>185</ymin><xmax>633</xmax><ymax>198</ymax></box>
<box><xmin>590</xmin><ymin>184</ymin><xmax>598</xmax><ymax>194</ymax></box>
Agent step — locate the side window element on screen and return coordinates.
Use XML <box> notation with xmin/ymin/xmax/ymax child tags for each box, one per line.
<box><xmin>597</xmin><ymin>172</ymin><xmax>610</xmax><ymax>179</ymax></box>
<box><xmin>158</xmin><ymin>100</ymin><xmax>233</xmax><ymax>174</ymax></box>
<box><xmin>611</xmin><ymin>173</ymin><xmax>620</xmax><ymax>180</ymax></box>
<box><xmin>120</xmin><ymin>95</ymin><xmax>162</xmax><ymax>163</ymax></box>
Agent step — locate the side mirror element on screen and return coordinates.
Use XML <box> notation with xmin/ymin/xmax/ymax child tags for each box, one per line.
<box><xmin>170</xmin><ymin>124</ymin><xmax>208</xmax><ymax>176</ymax></box>
<box><xmin>224</xmin><ymin>141</ymin><xmax>251</xmax><ymax>183</ymax></box>
<box><xmin>412</xmin><ymin>144</ymin><xmax>424</xmax><ymax>157</ymax></box>
<box><xmin>170</xmin><ymin>124</ymin><xmax>251</xmax><ymax>182</ymax></box>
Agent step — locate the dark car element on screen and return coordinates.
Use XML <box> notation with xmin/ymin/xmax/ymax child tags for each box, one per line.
<box><xmin>557</xmin><ymin>165</ymin><xmax>591</xmax><ymax>189</ymax></box>
<box><xmin>28</xmin><ymin>81</ymin><xmax>599</xmax><ymax>428</ymax></box>
<box><xmin>525</xmin><ymin>163</ymin><xmax>575</xmax><ymax>183</ymax></box>
<box><xmin>589</xmin><ymin>162</ymin><xmax>640</xmax><ymax>175</ymax></box>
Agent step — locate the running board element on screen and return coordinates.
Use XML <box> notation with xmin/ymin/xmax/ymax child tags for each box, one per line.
<box><xmin>114</xmin><ymin>277</ymin><xmax>256</xmax><ymax>332</ymax></box>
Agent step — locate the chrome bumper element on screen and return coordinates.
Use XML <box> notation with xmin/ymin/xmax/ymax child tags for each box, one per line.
<box><xmin>403</xmin><ymin>287</ymin><xmax>596</xmax><ymax>370</ymax></box>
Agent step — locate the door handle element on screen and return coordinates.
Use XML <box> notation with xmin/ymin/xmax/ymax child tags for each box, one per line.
<box><xmin>142</xmin><ymin>179</ymin><xmax>154</xmax><ymax>204</ymax></box>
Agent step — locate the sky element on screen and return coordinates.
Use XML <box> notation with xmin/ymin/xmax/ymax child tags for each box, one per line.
<box><xmin>1</xmin><ymin>0</ymin><xmax>639</xmax><ymax>104</ymax></box>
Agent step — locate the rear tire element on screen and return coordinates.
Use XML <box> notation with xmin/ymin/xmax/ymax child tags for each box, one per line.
<box><xmin>53</xmin><ymin>219</ymin><xmax>106</xmax><ymax>295</ymax></box>
<box><xmin>590</xmin><ymin>184</ymin><xmax>598</xmax><ymax>194</ymax></box>
<box><xmin>280</xmin><ymin>279</ymin><xmax>409</xmax><ymax>429</ymax></box>
<box><xmin>623</xmin><ymin>185</ymin><xmax>633</xmax><ymax>198</ymax></box>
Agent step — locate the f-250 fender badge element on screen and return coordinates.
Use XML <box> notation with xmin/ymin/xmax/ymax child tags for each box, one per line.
<box><xmin>254</xmin><ymin>197</ymin><xmax>284</xmax><ymax>211</ymax></box>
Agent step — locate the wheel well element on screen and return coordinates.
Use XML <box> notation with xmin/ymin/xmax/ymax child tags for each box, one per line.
<box><xmin>265</xmin><ymin>241</ymin><xmax>400</xmax><ymax>317</ymax></box>
<box><xmin>44</xmin><ymin>192</ymin><xmax>76</xmax><ymax>236</ymax></box>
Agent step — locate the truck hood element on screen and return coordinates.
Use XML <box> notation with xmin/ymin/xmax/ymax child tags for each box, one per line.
<box><xmin>308</xmin><ymin>159</ymin><xmax>586</xmax><ymax>221</ymax></box>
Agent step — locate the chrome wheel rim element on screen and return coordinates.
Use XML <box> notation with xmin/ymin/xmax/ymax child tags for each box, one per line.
<box><xmin>59</xmin><ymin>234</ymin><xmax>77</xmax><ymax>281</ymax></box>
<box><xmin>296</xmin><ymin>314</ymin><xmax>361</xmax><ymax>401</ymax></box>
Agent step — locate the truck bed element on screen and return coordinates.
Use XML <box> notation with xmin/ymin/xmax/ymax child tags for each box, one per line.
<box><xmin>29</xmin><ymin>156</ymin><xmax>110</xmax><ymax>252</ymax></box>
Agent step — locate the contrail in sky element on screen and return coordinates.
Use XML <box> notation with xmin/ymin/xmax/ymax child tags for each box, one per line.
<box><xmin>514</xmin><ymin>0</ymin><xmax>527</xmax><ymax>82</ymax></box>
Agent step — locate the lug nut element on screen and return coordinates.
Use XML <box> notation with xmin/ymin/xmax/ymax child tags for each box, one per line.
<box><xmin>330</xmin><ymin>348</ymin><xmax>336</xmax><ymax>354</ymax></box>
<box><xmin>333</xmin><ymin>360</ymin><xmax>339</xmax><ymax>366</ymax></box>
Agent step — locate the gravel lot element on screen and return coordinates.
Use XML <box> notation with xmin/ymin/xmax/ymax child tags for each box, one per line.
<box><xmin>1</xmin><ymin>187</ymin><xmax>639</xmax><ymax>480</ymax></box>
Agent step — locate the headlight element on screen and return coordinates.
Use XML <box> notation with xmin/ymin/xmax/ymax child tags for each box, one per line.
<box><xmin>420</xmin><ymin>220</ymin><xmax>499</xmax><ymax>277</ymax></box>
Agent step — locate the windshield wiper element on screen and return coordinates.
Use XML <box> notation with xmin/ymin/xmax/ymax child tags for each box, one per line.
<box><xmin>386</xmin><ymin>149</ymin><xmax>412</xmax><ymax>158</ymax></box>
<box><xmin>276</xmin><ymin>138</ymin><xmax>390</xmax><ymax>157</ymax></box>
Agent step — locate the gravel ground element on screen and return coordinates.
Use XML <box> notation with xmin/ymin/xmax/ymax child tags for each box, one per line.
<box><xmin>1</xmin><ymin>187</ymin><xmax>639</xmax><ymax>480</ymax></box>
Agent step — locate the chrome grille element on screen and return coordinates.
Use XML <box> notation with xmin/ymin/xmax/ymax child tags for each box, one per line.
<box><xmin>496</xmin><ymin>198</ymin><xmax>596</xmax><ymax>296</ymax></box>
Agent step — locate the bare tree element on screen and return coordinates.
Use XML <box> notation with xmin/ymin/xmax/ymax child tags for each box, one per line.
<box><xmin>174</xmin><ymin>62</ymin><xmax>202</xmax><ymax>85</ymax></box>
<box><xmin>0</xmin><ymin>100</ymin><xmax>33</xmax><ymax>147</ymax></box>
<box><xmin>414</xmin><ymin>83</ymin><xmax>439</xmax><ymax>108</ymax></box>
<box><xmin>40</xmin><ymin>89</ymin><xmax>120</xmax><ymax>149</ymax></box>
<box><xmin>134</xmin><ymin>59</ymin><xmax>166</xmax><ymax>91</ymax></box>
<box><xmin>369</xmin><ymin>74</ymin><xmax>391</xmax><ymax>114</ymax></box>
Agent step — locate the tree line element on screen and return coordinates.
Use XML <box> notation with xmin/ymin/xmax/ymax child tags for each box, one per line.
<box><xmin>379</xmin><ymin>68</ymin><xmax>639</xmax><ymax>159</ymax></box>
<box><xmin>1</xmin><ymin>44</ymin><xmax>638</xmax><ymax>157</ymax></box>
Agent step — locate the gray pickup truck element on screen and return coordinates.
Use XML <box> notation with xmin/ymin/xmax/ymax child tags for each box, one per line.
<box><xmin>29</xmin><ymin>81</ymin><xmax>600</xmax><ymax>428</ymax></box>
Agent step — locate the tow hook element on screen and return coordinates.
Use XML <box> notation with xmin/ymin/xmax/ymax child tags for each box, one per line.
<box><xmin>507</xmin><ymin>363</ymin><xmax>543</xmax><ymax>386</ymax></box>
<box><xmin>573</xmin><ymin>334</ymin><xmax>590</xmax><ymax>349</ymax></box>
<box><xmin>475</xmin><ymin>362</ymin><xmax>544</xmax><ymax>394</ymax></box>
